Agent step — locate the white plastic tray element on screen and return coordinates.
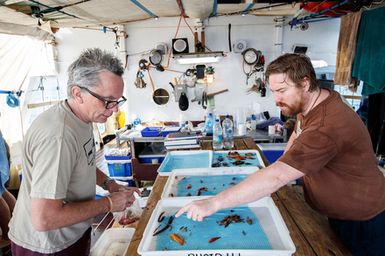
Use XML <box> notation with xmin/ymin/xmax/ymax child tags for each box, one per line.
<box><xmin>157</xmin><ymin>150</ymin><xmax>265</xmax><ymax>176</ymax></box>
<box><xmin>157</xmin><ymin>150</ymin><xmax>212</xmax><ymax>176</ymax></box>
<box><xmin>137</xmin><ymin>198</ymin><xmax>296</xmax><ymax>256</ymax></box>
<box><xmin>161</xmin><ymin>167</ymin><xmax>259</xmax><ymax>199</ymax></box>
<box><xmin>90</xmin><ymin>228</ymin><xmax>135</xmax><ymax>256</ymax></box>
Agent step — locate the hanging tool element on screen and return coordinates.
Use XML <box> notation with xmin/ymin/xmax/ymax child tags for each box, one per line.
<box><xmin>178</xmin><ymin>92</ymin><xmax>189</xmax><ymax>111</ymax></box>
<box><xmin>0</xmin><ymin>90</ymin><xmax>23</xmax><ymax>108</ymax></box>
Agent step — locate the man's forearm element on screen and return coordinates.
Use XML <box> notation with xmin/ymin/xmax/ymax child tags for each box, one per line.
<box><xmin>31</xmin><ymin>197</ymin><xmax>110</xmax><ymax>231</ymax></box>
<box><xmin>96</xmin><ymin>167</ymin><xmax>109</xmax><ymax>187</ymax></box>
<box><xmin>214</xmin><ymin>161</ymin><xmax>303</xmax><ymax>211</ymax></box>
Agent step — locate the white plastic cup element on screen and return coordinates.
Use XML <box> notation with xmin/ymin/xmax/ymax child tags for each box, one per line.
<box><xmin>268</xmin><ymin>125</ymin><xmax>275</xmax><ymax>135</ymax></box>
<box><xmin>237</xmin><ymin>124</ymin><xmax>246</xmax><ymax>136</ymax></box>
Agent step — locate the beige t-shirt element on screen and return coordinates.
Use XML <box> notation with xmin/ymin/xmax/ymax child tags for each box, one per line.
<box><xmin>280</xmin><ymin>90</ymin><xmax>385</xmax><ymax>220</ymax></box>
<box><xmin>9</xmin><ymin>101</ymin><xmax>96</xmax><ymax>253</ymax></box>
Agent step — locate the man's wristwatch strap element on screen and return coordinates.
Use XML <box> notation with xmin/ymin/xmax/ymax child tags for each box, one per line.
<box><xmin>102</xmin><ymin>177</ymin><xmax>114</xmax><ymax>190</ymax></box>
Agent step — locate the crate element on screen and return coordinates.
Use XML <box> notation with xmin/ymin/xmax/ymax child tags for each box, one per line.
<box><xmin>138</xmin><ymin>197</ymin><xmax>296</xmax><ymax>256</ymax></box>
<box><xmin>141</xmin><ymin>127</ymin><xmax>162</xmax><ymax>137</ymax></box>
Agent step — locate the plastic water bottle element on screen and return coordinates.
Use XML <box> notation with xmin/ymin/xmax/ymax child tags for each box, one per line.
<box><xmin>222</xmin><ymin>115</ymin><xmax>234</xmax><ymax>149</ymax></box>
<box><xmin>205</xmin><ymin>113</ymin><xmax>214</xmax><ymax>136</ymax></box>
<box><xmin>213</xmin><ymin>118</ymin><xmax>223</xmax><ymax>150</ymax></box>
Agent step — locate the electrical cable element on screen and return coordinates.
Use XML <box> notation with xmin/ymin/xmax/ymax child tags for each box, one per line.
<box><xmin>146</xmin><ymin>67</ymin><xmax>156</xmax><ymax>93</ymax></box>
<box><xmin>228</xmin><ymin>23</ymin><xmax>232</xmax><ymax>52</ymax></box>
<box><xmin>176</xmin><ymin>0</ymin><xmax>213</xmax><ymax>52</ymax></box>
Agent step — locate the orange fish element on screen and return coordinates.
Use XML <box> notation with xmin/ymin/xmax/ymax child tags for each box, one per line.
<box><xmin>170</xmin><ymin>233</ymin><xmax>185</xmax><ymax>245</ymax></box>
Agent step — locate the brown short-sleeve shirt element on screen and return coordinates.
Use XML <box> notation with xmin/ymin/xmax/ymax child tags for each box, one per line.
<box><xmin>280</xmin><ymin>90</ymin><xmax>385</xmax><ymax>220</ymax></box>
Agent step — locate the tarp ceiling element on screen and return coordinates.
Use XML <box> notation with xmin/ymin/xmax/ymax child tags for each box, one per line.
<box><xmin>0</xmin><ymin>0</ymin><xmax>301</xmax><ymax>38</ymax></box>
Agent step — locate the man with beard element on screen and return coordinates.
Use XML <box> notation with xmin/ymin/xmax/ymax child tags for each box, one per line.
<box><xmin>176</xmin><ymin>53</ymin><xmax>385</xmax><ymax>255</ymax></box>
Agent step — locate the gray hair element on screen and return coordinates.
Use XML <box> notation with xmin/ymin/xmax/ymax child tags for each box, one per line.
<box><xmin>67</xmin><ymin>48</ymin><xmax>124</xmax><ymax>97</ymax></box>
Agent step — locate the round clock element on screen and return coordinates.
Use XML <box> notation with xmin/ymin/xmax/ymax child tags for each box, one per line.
<box><xmin>149</xmin><ymin>50</ymin><xmax>163</xmax><ymax>66</ymax></box>
<box><xmin>242</xmin><ymin>48</ymin><xmax>259</xmax><ymax>65</ymax></box>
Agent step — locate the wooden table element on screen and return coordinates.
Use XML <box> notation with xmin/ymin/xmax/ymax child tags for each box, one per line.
<box><xmin>126</xmin><ymin>137</ymin><xmax>350</xmax><ymax>256</ymax></box>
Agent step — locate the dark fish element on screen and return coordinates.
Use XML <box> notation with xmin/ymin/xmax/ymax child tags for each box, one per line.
<box><xmin>208</xmin><ymin>236</ymin><xmax>221</xmax><ymax>243</ymax></box>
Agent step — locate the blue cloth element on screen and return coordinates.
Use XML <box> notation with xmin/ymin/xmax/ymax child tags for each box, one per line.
<box><xmin>255</xmin><ymin>117</ymin><xmax>283</xmax><ymax>130</ymax></box>
<box><xmin>0</xmin><ymin>131</ymin><xmax>10</xmax><ymax>196</ymax></box>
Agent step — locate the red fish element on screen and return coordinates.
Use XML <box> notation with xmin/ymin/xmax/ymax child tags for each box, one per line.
<box><xmin>208</xmin><ymin>236</ymin><xmax>221</xmax><ymax>243</ymax></box>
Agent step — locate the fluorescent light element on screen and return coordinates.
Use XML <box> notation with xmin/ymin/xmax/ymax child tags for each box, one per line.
<box><xmin>173</xmin><ymin>51</ymin><xmax>224</xmax><ymax>65</ymax></box>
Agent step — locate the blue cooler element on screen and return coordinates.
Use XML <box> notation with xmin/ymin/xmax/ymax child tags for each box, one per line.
<box><xmin>105</xmin><ymin>155</ymin><xmax>132</xmax><ymax>177</ymax></box>
<box><xmin>257</xmin><ymin>143</ymin><xmax>287</xmax><ymax>164</ymax></box>
<box><xmin>113</xmin><ymin>176</ymin><xmax>135</xmax><ymax>187</ymax></box>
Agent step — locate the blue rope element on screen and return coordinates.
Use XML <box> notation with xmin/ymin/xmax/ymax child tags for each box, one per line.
<box><xmin>210</xmin><ymin>0</ymin><xmax>218</xmax><ymax>17</ymax></box>
<box><xmin>130</xmin><ymin>0</ymin><xmax>158</xmax><ymax>19</ymax></box>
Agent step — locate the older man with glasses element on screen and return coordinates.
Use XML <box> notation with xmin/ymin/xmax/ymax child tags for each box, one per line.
<box><xmin>9</xmin><ymin>48</ymin><xmax>139</xmax><ymax>255</ymax></box>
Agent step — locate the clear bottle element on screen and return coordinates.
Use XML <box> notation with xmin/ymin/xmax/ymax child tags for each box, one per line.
<box><xmin>213</xmin><ymin>118</ymin><xmax>223</xmax><ymax>150</ymax></box>
<box><xmin>205</xmin><ymin>112</ymin><xmax>214</xmax><ymax>136</ymax></box>
<box><xmin>222</xmin><ymin>115</ymin><xmax>234</xmax><ymax>149</ymax></box>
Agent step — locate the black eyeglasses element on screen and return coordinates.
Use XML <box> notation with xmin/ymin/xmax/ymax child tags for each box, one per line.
<box><xmin>78</xmin><ymin>86</ymin><xmax>126</xmax><ymax>109</ymax></box>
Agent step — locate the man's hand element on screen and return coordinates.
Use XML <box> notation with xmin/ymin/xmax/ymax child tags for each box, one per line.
<box><xmin>108</xmin><ymin>186</ymin><xmax>141</xmax><ymax>212</ymax></box>
<box><xmin>175</xmin><ymin>197</ymin><xmax>219</xmax><ymax>222</ymax></box>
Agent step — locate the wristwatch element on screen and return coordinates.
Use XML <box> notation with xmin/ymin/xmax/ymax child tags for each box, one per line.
<box><xmin>102</xmin><ymin>177</ymin><xmax>115</xmax><ymax>190</ymax></box>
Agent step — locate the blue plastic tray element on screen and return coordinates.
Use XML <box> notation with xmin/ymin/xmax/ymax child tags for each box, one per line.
<box><xmin>141</xmin><ymin>127</ymin><xmax>162</xmax><ymax>137</ymax></box>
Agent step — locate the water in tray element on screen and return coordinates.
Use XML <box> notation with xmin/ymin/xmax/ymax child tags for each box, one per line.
<box><xmin>175</xmin><ymin>174</ymin><xmax>248</xmax><ymax>197</ymax></box>
<box><xmin>159</xmin><ymin>152</ymin><xmax>210</xmax><ymax>173</ymax></box>
<box><xmin>212</xmin><ymin>151</ymin><xmax>263</xmax><ymax>168</ymax></box>
<box><xmin>154</xmin><ymin>207</ymin><xmax>272</xmax><ymax>250</ymax></box>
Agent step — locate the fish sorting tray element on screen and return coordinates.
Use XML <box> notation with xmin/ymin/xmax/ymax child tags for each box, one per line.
<box><xmin>157</xmin><ymin>150</ymin><xmax>265</xmax><ymax>176</ymax></box>
<box><xmin>212</xmin><ymin>150</ymin><xmax>265</xmax><ymax>168</ymax></box>
<box><xmin>138</xmin><ymin>198</ymin><xmax>296</xmax><ymax>256</ymax></box>
<box><xmin>157</xmin><ymin>150</ymin><xmax>212</xmax><ymax>176</ymax></box>
<box><xmin>90</xmin><ymin>228</ymin><xmax>134</xmax><ymax>256</ymax></box>
<box><xmin>161</xmin><ymin>168</ymin><xmax>258</xmax><ymax>199</ymax></box>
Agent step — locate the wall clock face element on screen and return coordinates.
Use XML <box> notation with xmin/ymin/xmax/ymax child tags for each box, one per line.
<box><xmin>242</xmin><ymin>48</ymin><xmax>258</xmax><ymax>65</ymax></box>
<box><xmin>149</xmin><ymin>50</ymin><xmax>162</xmax><ymax>66</ymax></box>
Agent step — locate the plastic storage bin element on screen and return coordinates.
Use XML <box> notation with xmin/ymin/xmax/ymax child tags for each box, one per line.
<box><xmin>138</xmin><ymin>197</ymin><xmax>296</xmax><ymax>256</ymax></box>
<box><xmin>90</xmin><ymin>228</ymin><xmax>135</xmax><ymax>256</ymax></box>
<box><xmin>105</xmin><ymin>155</ymin><xmax>132</xmax><ymax>177</ymax></box>
<box><xmin>141</xmin><ymin>127</ymin><xmax>162</xmax><ymax>137</ymax></box>
<box><xmin>257</xmin><ymin>143</ymin><xmax>287</xmax><ymax>164</ymax></box>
